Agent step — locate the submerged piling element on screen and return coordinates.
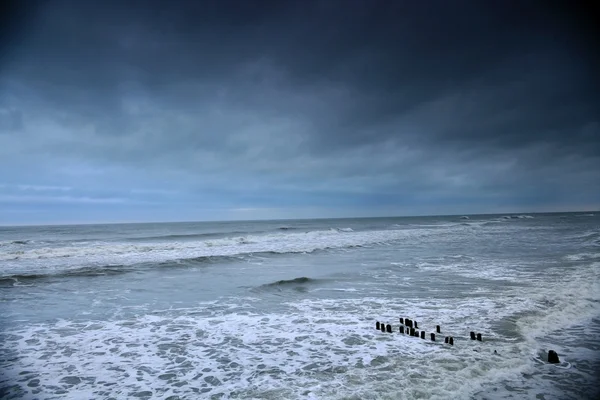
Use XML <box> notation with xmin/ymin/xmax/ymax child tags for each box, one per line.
<box><xmin>399</xmin><ymin>317</ymin><xmax>404</xmax><ymax>324</ymax></box>
<box><xmin>380</xmin><ymin>324</ymin><xmax>386</xmax><ymax>332</ymax></box>
<box><xmin>386</xmin><ymin>324</ymin><xmax>392</xmax><ymax>333</ymax></box>
<box><xmin>449</xmin><ymin>337</ymin><xmax>454</xmax><ymax>346</ymax></box>
<box><xmin>414</xmin><ymin>321</ymin><xmax>418</xmax><ymax>329</ymax></box>
<box><xmin>376</xmin><ymin>321</ymin><xmax>380</xmax><ymax>330</ymax></box>
<box><xmin>436</xmin><ymin>325</ymin><xmax>441</xmax><ymax>333</ymax></box>
<box><xmin>430</xmin><ymin>333</ymin><xmax>435</xmax><ymax>341</ymax></box>
<box><xmin>399</xmin><ymin>326</ymin><xmax>404</xmax><ymax>334</ymax></box>
<box><xmin>445</xmin><ymin>336</ymin><xmax>449</xmax><ymax>344</ymax></box>
<box><xmin>476</xmin><ymin>333</ymin><xmax>482</xmax><ymax>341</ymax></box>
<box><xmin>470</xmin><ymin>331</ymin><xmax>476</xmax><ymax>340</ymax></box>
<box><xmin>420</xmin><ymin>331</ymin><xmax>425</xmax><ymax>339</ymax></box>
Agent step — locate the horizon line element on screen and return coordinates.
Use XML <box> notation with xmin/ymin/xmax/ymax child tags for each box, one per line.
<box><xmin>0</xmin><ymin>210</ymin><xmax>596</xmax><ymax>228</ymax></box>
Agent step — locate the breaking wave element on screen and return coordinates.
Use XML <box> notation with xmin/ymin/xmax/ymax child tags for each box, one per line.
<box><xmin>0</xmin><ymin>265</ymin><xmax>131</xmax><ymax>286</ymax></box>
<box><xmin>0</xmin><ymin>217</ymin><xmax>546</xmax><ymax>281</ymax></box>
<box><xmin>265</xmin><ymin>277</ymin><xmax>317</xmax><ymax>287</ymax></box>
<box><xmin>0</xmin><ymin>227</ymin><xmax>441</xmax><ymax>277</ymax></box>
<box><xmin>278</xmin><ymin>226</ymin><xmax>301</xmax><ymax>231</ymax></box>
<box><xmin>127</xmin><ymin>232</ymin><xmax>239</xmax><ymax>242</ymax></box>
<box><xmin>500</xmin><ymin>215</ymin><xmax>534</xmax><ymax>220</ymax></box>
<box><xmin>0</xmin><ymin>239</ymin><xmax>31</xmax><ymax>247</ymax></box>
<box><xmin>250</xmin><ymin>277</ymin><xmax>323</xmax><ymax>295</ymax></box>
<box><xmin>0</xmin><ymin>254</ymin><xmax>264</xmax><ymax>283</ymax></box>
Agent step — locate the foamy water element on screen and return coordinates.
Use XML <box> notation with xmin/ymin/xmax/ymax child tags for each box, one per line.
<box><xmin>1</xmin><ymin>214</ymin><xmax>599</xmax><ymax>399</ymax></box>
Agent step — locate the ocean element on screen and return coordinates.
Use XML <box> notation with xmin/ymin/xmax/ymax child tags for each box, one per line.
<box><xmin>0</xmin><ymin>213</ymin><xmax>599</xmax><ymax>399</ymax></box>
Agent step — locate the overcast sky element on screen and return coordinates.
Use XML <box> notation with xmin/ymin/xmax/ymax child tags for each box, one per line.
<box><xmin>0</xmin><ymin>0</ymin><xmax>598</xmax><ymax>225</ymax></box>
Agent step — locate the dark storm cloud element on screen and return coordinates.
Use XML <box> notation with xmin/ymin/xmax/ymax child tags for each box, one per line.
<box><xmin>0</xmin><ymin>0</ymin><xmax>598</xmax><ymax>223</ymax></box>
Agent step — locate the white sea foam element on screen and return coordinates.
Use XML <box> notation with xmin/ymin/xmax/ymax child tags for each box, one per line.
<box><xmin>414</xmin><ymin>258</ymin><xmax>526</xmax><ymax>283</ymax></box>
<box><xmin>564</xmin><ymin>252</ymin><xmax>600</xmax><ymax>261</ymax></box>
<box><xmin>516</xmin><ymin>262</ymin><xmax>600</xmax><ymax>341</ymax></box>
<box><xmin>4</xmin><ymin>258</ymin><xmax>595</xmax><ymax>398</ymax></box>
<box><xmin>0</xmin><ymin>295</ymin><xmax>541</xmax><ymax>400</ymax></box>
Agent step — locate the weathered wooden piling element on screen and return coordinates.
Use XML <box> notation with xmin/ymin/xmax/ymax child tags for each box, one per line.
<box><xmin>470</xmin><ymin>331</ymin><xmax>476</xmax><ymax>340</ymax></box>
<box><xmin>430</xmin><ymin>333</ymin><xmax>435</xmax><ymax>341</ymax></box>
<box><xmin>399</xmin><ymin>326</ymin><xmax>404</xmax><ymax>334</ymax></box>
<box><xmin>476</xmin><ymin>333</ymin><xmax>482</xmax><ymax>341</ymax></box>
<box><xmin>420</xmin><ymin>331</ymin><xmax>425</xmax><ymax>339</ymax></box>
<box><xmin>445</xmin><ymin>336</ymin><xmax>449</xmax><ymax>343</ymax></box>
<box><xmin>399</xmin><ymin>317</ymin><xmax>404</xmax><ymax>324</ymax></box>
<box><xmin>436</xmin><ymin>325</ymin><xmax>441</xmax><ymax>333</ymax></box>
<box><xmin>449</xmin><ymin>337</ymin><xmax>454</xmax><ymax>346</ymax></box>
<box><xmin>386</xmin><ymin>324</ymin><xmax>392</xmax><ymax>333</ymax></box>
<box><xmin>410</xmin><ymin>327</ymin><xmax>415</xmax><ymax>336</ymax></box>
<box><xmin>414</xmin><ymin>321</ymin><xmax>419</xmax><ymax>329</ymax></box>
<box><xmin>376</xmin><ymin>321</ymin><xmax>380</xmax><ymax>330</ymax></box>
<box><xmin>548</xmin><ymin>350</ymin><xmax>560</xmax><ymax>364</ymax></box>
<box><xmin>380</xmin><ymin>324</ymin><xmax>386</xmax><ymax>332</ymax></box>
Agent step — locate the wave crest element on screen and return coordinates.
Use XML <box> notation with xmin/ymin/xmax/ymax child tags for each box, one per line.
<box><xmin>266</xmin><ymin>277</ymin><xmax>316</xmax><ymax>287</ymax></box>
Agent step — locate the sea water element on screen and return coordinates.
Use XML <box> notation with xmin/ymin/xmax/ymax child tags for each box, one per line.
<box><xmin>0</xmin><ymin>213</ymin><xmax>598</xmax><ymax>399</ymax></box>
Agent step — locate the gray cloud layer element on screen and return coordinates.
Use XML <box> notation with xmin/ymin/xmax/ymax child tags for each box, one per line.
<box><xmin>0</xmin><ymin>0</ymin><xmax>598</xmax><ymax>223</ymax></box>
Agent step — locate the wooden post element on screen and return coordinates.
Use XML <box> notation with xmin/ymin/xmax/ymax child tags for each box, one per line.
<box><xmin>548</xmin><ymin>350</ymin><xmax>560</xmax><ymax>364</ymax></box>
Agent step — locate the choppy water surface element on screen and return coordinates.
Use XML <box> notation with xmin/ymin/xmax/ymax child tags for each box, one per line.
<box><xmin>1</xmin><ymin>213</ymin><xmax>599</xmax><ymax>399</ymax></box>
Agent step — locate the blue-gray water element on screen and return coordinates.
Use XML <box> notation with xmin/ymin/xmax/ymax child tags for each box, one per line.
<box><xmin>1</xmin><ymin>213</ymin><xmax>599</xmax><ymax>399</ymax></box>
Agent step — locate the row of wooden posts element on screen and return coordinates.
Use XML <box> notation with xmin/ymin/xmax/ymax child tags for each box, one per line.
<box><xmin>374</xmin><ymin>318</ymin><xmax>561</xmax><ymax>364</ymax></box>
<box><xmin>374</xmin><ymin>319</ymin><xmax>466</xmax><ymax>345</ymax></box>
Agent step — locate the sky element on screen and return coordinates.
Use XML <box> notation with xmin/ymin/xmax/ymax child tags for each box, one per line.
<box><xmin>0</xmin><ymin>0</ymin><xmax>599</xmax><ymax>225</ymax></box>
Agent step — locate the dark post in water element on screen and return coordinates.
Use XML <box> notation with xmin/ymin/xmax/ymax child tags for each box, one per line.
<box><xmin>430</xmin><ymin>333</ymin><xmax>435</xmax><ymax>341</ymax></box>
<box><xmin>449</xmin><ymin>337</ymin><xmax>454</xmax><ymax>346</ymax></box>
<box><xmin>399</xmin><ymin>326</ymin><xmax>404</xmax><ymax>334</ymax></box>
<box><xmin>376</xmin><ymin>321</ymin><xmax>380</xmax><ymax>330</ymax></box>
<box><xmin>470</xmin><ymin>331</ymin><xmax>476</xmax><ymax>340</ymax></box>
<box><xmin>386</xmin><ymin>324</ymin><xmax>392</xmax><ymax>333</ymax></box>
<box><xmin>436</xmin><ymin>325</ymin><xmax>441</xmax><ymax>333</ymax></box>
<box><xmin>420</xmin><ymin>331</ymin><xmax>425</xmax><ymax>339</ymax></box>
<box><xmin>548</xmin><ymin>350</ymin><xmax>560</xmax><ymax>364</ymax></box>
<box><xmin>476</xmin><ymin>333</ymin><xmax>482</xmax><ymax>341</ymax></box>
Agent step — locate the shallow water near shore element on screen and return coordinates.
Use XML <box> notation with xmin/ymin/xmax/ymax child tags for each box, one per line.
<box><xmin>1</xmin><ymin>213</ymin><xmax>599</xmax><ymax>399</ymax></box>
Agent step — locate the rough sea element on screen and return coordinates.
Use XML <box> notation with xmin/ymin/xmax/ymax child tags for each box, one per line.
<box><xmin>1</xmin><ymin>213</ymin><xmax>599</xmax><ymax>399</ymax></box>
